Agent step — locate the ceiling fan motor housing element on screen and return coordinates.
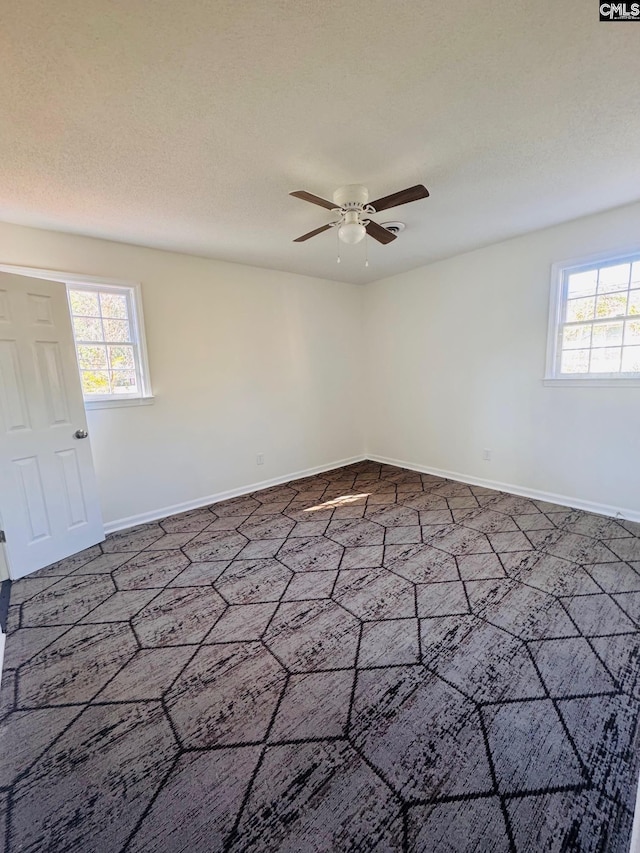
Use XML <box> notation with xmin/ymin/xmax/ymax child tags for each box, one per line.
<box><xmin>333</xmin><ymin>185</ymin><xmax>369</xmax><ymax>208</ymax></box>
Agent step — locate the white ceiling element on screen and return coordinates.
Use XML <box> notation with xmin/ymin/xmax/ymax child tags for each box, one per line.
<box><xmin>1</xmin><ymin>1</ymin><xmax>639</xmax><ymax>284</ymax></box>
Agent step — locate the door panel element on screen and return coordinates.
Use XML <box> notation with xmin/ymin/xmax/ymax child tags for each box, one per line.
<box><xmin>0</xmin><ymin>272</ymin><xmax>104</xmax><ymax>578</ymax></box>
<box><xmin>28</xmin><ymin>291</ymin><xmax>55</xmax><ymax>325</ymax></box>
<box><xmin>0</xmin><ymin>289</ymin><xmax>10</xmax><ymax>321</ymax></box>
<box><xmin>0</xmin><ymin>339</ymin><xmax>31</xmax><ymax>430</ymax></box>
<box><xmin>14</xmin><ymin>455</ymin><xmax>50</xmax><ymax>541</ymax></box>
<box><xmin>56</xmin><ymin>448</ymin><xmax>88</xmax><ymax>527</ymax></box>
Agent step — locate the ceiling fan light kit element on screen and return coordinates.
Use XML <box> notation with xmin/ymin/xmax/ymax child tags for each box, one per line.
<box><xmin>290</xmin><ymin>183</ymin><xmax>429</xmax><ymax>250</ymax></box>
<box><xmin>338</xmin><ymin>210</ymin><xmax>367</xmax><ymax>244</ymax></box>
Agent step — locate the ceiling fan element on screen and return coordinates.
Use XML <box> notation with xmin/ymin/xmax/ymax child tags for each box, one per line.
<box><xmin>290</xmin><ymin>183</ymin><xmax>429</xmax><ymax>245</ymax></box>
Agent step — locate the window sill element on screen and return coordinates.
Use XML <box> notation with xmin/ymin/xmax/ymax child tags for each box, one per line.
<box><xmin>84</xmin><ymin>396</ymin><xmax>155</xmax><ymax>411</ymax></box>
<box><xmin>543</xmin><ymin>377</ymin><xmax>640</xmax><ymax>388</ymax></box>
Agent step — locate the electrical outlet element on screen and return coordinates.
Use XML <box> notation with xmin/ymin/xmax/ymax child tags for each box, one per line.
<box><xmin>256</xmin><ymin>453</ymin><xmax>264</xmax><ymax>466</ymax></box>
<box><xmin>483</xmin><ymin>449</ymin><xmax>492</xmax><ymax>461</ymax></box>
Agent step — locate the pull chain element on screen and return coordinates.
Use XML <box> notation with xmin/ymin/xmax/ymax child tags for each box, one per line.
<box><xmin>336</xmin><ymin>227</ymin><xmax>341</xmax><ymax>264</ymax></box>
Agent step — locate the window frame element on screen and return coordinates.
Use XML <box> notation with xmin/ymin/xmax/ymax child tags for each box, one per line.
<box><xmin>66</xmin><ymin>281</ymin><xmax>152</xmax><ymax>406</ymax></box>
<box><xmin>0</xmin><ymin>265</ymin><xmax>153</xmax><ymax>409</ymax></box>
<box><xmin>544</xmin><ymin>248</ymin><xmax>640</xmax><ymax>387</ymax></box>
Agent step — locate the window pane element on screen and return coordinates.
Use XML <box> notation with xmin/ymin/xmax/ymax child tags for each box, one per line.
<box><xmin>598</xmin><ymin>263</ymin><xmax>630</xmax><ymax>293</ymax></box>
<box><xmin>560</xmin><ymin>350</ymin><xmax>590</xmax><ymax>373</ymax></box>
<box><xmin>595</xmin><ymin>293</ymin><xmax>628</xmax><ymax>319</ymax></box>
<box><xmin>625</xmin><ymin>320</ymin><xmax>640</xmax><ymax>346</ymax></box>
<box><xmin>68</xmin><ymin>284</ymin><xmax>147</xmax><ymax>401</ymax></box>
<box><xmin>622</xmin><ymin>347</ymin><xmax>640</xmax><ymax>373</ymax></box>
<box><xmin>77</xmin><ymin>345</ymin><xmax>108</xmax><ymax>370</ymax></box>
<box><xmin>73</xmin><ymin>316</ymin><xmax>103</xmax><ymax>342</ymax></box>
<box><xmin>100</xmin><ymin>292</ymin><xmax>128</xmax><ymax>319</ymax></box>
<box><xmin>589</xmin><ymin>347</ymin><xmax>621</xmax><ymax>373</ymax></box>
<box><xmin>567</xmin><ymin>270</ymin><xmax>597</xmax><ymax>298</ymax></box>
<box><xmin>108</xmin><ymin>345</ymin><xmax>135</xmax><ymax>369</ymax></box>
<box><xmin>566</xmin><ymin>297</ymin><xmax>595</xmax><ymax>322</ymax></box>
<box><xmin>102</xmin><ymin>318</ymin><xmax>131</xmax><ymax>342</ymax></box>
<box><xmin>111</xmin><ymin>370</ymin><xmax>138</xmax><ymax>394</ymax></box>
<box><xmin>554</xmin><ymin>257</ymin><xmax>640</xmax><ymax>380</ymax></box>
<box><xmin>81</xmin><ymin>370</ymin><xmax>110</xmax><ymax>395</ymax></box>
<box><xmin>69</xmin><ymin>290</ymin><xmax>100</xmax><ymax>316</ymax></box>
<box><xmin>562</xmin><ymin>324</ymin><xmax>591</xmax><ymax>350</ymax></box>
<box><xmin>592</xmin><ymin>322</ymin><xmax>623</xmax><ymax>348</ymax></box>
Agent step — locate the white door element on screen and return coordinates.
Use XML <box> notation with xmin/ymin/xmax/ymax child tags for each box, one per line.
<box><xmin>0</xmin><ymin>272</ymin><xmax>104</xmax><ymax>579</ymax></box>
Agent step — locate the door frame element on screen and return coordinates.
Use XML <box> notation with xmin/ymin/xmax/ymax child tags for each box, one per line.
<box><xmin>0</xmin><ymin>264</ymin><xmax>138</xmax><ymax>289</ymax></box>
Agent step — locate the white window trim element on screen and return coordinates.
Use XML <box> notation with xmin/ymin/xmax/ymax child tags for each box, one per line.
<box><xmin>0</xmin><ymin>264</ymin><xmax>154</xmax><ymax>408</ymax></box>
<box><xmin>66</xmin><ymin>280</ymin><xmax>151</xmax><ymax>404</ymax></box>
<box><xmin>544</xmin><ymin>247</ymin><xmax>640</xmax><ymax>388</ymax></box>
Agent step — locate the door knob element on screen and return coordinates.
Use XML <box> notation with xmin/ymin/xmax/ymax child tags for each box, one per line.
<box><xmin>74</xmin><ymin>429</ymin><xmax>88</xmax><ymax>439</ymax></box>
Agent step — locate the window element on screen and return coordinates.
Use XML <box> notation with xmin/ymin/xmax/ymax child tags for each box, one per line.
<box><xmin>66</xmin><ymin>282</ymin><xmax>152</xmax><ymax>404</ymax></box>
<box><xmin>546</xmin><ymin>252</ymin><xmax>640</xmax><ymax>383</ymax></box>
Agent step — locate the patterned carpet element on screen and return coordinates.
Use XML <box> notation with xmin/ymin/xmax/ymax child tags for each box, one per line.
<box><xmin>1</xmin><ymin>460</ymin><xmax>640</xmax><ymax>852</ymax></box>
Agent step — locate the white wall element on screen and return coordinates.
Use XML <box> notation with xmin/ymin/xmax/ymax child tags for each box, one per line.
<box><xmin>364</xmin><ymin>201</ymin><xmax>640</xmax><ymax>518</ymax></box>
<box><xmin>0</xmin><ymin>222</ymin><xmax>364</xmax><ymax>527</ymax></box>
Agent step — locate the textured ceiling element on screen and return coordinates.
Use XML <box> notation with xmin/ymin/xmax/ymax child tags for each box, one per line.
<box><xmin>1</xmin><ymin>1</ymin><xmax>639</xmax><ymax>284</ymax></box>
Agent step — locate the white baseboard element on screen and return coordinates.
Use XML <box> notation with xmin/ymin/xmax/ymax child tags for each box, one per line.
<box><xmin>366</xmin><ymin>453</ymin><xmax>640</xmax><ymax>524</ymax></box>
<box><xmin>105</xmin><ymin>451</ymin><xmax>640</xmax><ymax>533</ymax></box>
<box><xmin>0</xmin><ymin>630</ymin><xmax>5</xmax><ymax>689</ymax></box>
<box><xmin>103</xmin><ymin>455</ymin><xmax>367</xmax><ymax>534</ymax></box>
<box><xmin>631</xmin><ymin>777</ymin><xmax>640</xmax><ymax>853</ymax></box>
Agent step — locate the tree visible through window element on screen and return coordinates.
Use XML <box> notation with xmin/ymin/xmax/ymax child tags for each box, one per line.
<box><xmin>68</xmin><ymin>284</ymin><xmax>146</xmax><ymax>399</ymax></box>
<box><xmin>549</xmin><ymin>254</ymin><xmax>640</xmax><ymax>379</ymax></box>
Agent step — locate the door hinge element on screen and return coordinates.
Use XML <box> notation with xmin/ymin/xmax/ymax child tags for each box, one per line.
<box><xmin>0</xmin><ymin>530</ymin><xmax>5</xmax><ymax>543</ymax></box>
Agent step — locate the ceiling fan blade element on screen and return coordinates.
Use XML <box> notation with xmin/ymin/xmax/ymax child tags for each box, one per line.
<box><xmin>293</xmin><ymin>223</ymin><xmax>333</xmax><ymax>242</ymax></box>
<box><xmin>366</xmin><ymin>220</ymin><xmax>397</xmax><ymax>245</ymax></box>
<box><xmin>369</xmin><ymin>184</ymin><xmax>430</xmax><ymax>213</ymax></box>
<box><xmin>290</xmin><ymin>190</ymin><xmax>336</xmax><ymax>211</ymax></box>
